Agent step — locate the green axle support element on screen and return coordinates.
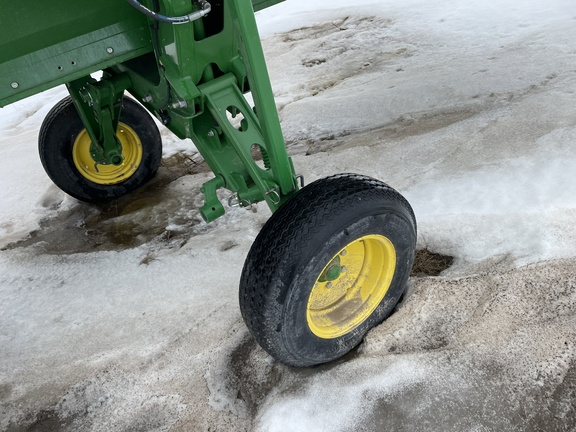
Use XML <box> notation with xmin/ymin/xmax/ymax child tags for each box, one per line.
<box><xmin>67</xmin><ymin>73</ymin><xmax>133</xmax><ymax>168</ymax></box>
<box><xmin>0</xmin><ymin>0</ymin><xmax>297</xmax><ymax>221</ymax></box>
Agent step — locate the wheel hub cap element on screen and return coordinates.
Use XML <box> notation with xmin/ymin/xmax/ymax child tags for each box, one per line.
<box><xmin>307</xmin><ymin>235</ymin><xmax>397</xmax><ymax>339</ymax></box>
<box><xmin>72</xmin><ymin>122</ymin><xmax>143</xmax><ymax>185</ymax></box>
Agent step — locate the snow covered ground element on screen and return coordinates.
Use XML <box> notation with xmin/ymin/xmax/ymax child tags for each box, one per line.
<box><xmin>1</xmin><ymin>0</ymin><xmax>576</xmax><ymax>430</ymax></box>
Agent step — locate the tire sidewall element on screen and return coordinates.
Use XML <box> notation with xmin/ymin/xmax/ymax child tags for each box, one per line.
<box><xmin>40</xmin><ymin>97</ymin><xmax>162</xmax><ymax>203</ymax></box>
<box><xmin>280</xmin><ymin>201</ymin><xmax>416</xmax><ymax>365</ymax></box>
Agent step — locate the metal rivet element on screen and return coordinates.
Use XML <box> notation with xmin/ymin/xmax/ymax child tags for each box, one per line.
<box><xmin>341</xmin><ymin>250</ymin><xmax>347</xmax><ymax>256</ymax></box>
<box><xmin>326</xmin><ymin>282</ymin><xmax>333</xmax><ymax>288</ymax></box>
<box><xmin>207</xmin><ymin>130</ymin><xmax>215</xmax><ymax>137</ymax></box>
<box><xmin>106</xmin><ymin>47</ymin><xmax>114</xmax><ymax>54</ymax></box>
<box><xmin>10</xmin><ymin>82</ymin><xmax>19</xmax><ymax>89</ymax></box>
<box><xmin>341</xmin><ymin>266</ymin><xmax>347</xmax><ymax>273</ymax></box>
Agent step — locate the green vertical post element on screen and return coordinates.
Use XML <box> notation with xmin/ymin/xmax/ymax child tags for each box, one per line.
<box><xmin>231</xmin><ymin>0</ymin><xmax>296</xmax><ymax>196</ymax></box>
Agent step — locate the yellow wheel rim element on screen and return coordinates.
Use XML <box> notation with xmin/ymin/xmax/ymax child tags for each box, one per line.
<box><xmin>306</xmin><ymin>235</ymin><xmax>397</xmax><ymax>339</ymax></box>
<box><xmin>72</xmin><ymin>123</ymin><xmax>143</xmax><ymax>185</ymax></box>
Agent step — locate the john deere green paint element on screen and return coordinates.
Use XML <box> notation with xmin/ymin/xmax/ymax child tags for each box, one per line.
<box><xmin>0</xmin><ymin>0</ymin><xmax>416</xmax><ymax>366</ymax></box>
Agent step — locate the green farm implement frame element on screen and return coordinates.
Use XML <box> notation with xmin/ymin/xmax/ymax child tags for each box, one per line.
<box><xmin>0</xmin><ymin>0</ymin><xmax>417</xmax><ymax>366</ymax></box>
<box><xmin>1</xmin><ymin>0</ymin><xmax>297</xmax><ymax>220</ymax></box>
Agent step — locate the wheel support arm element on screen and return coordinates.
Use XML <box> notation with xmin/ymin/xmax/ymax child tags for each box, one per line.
<box><xmin>66</xmin><ymin>73</ymin><xmax>132</xmax><ymax>168</ymax></box>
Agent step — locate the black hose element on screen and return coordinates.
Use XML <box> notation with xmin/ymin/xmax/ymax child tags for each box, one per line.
<box><xmin>126</xmin><ymin>0</ymin><xmax>211</xmax><ymax>24</ymax></box>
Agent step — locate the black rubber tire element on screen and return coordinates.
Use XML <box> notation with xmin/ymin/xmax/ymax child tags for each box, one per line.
<box><xmin>239</xmin><ymin>174</ymin><xmax>417</xmax><ymax>367</ymax></box>
<box><xmin>38</xmin><ymin>96</ymin><xmax>162</xmax><ymax>203</ymax></box>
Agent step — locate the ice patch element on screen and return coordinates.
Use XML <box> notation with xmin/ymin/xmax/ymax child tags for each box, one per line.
<box><xmin>255</xmin><ymin>358</ymin><xmax>428</xmax><ymax>432</ymax></box>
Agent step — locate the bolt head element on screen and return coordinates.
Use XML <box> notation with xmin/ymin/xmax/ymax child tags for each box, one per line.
<box><xmin>207</xmin><ymin>130</ymin><xmax>215</xmax><ymax>137</ymax></box>
<box><xmin>326</xmin><ymin>282</ymin><xmax>333</xmax><ymax>288</ymax></box>
<box><xmin>106</xmin><ymin>47</ymin><xmax>114</xmax><ymax>54</ymax></box>
<box><xmin>10</xmin><ymin>82</ymin><xmax>19</xmax><ymax>89</ymax></box>
<box><xmin>341</xmin><ymin>250</ymin><xmax>347</xmax><ymax>256</ymax></box>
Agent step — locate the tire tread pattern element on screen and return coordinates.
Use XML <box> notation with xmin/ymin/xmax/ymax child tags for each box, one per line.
<box><xmin>239</xmin><ymin>174</ymin><xmax>416</xmax><ymax>366</ymax></box>
<box><xmin>38</xmin><ymin>96</ymin><xmax>162</xmax><ymax>203</ymax></box>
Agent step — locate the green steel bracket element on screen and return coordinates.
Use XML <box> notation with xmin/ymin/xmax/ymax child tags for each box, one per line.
<box><xmin>67</xmin><ymin>73</ymin><xmax>132</xmax><ymax>167</ymax></box>
<box><xmin>230</xmin><ymin>0</ymin><xmax>297</xmax><ymax>198</ymax></box>
<box><xmin>200</xmin><ymin>175</ymin><xmax>226</xmax><ymax>222</ymax></box>
<box><xmin>198</xmin><ymin>73</ymin><xmax>284</xmax><ymax>211</ymax></box>
<box><xmin>122</xmin><ymin>0</ymin><xmax>299</xmax><ymax>221</ymax></box>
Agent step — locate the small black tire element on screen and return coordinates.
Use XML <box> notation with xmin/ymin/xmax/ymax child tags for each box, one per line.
<box><xmin>38</xmin><ymin>96</ymin><xmax>162</xmax><ymax>203</ymax></box>
<box><xmin>239</xmin><ymin>174</ymin><xmax>416</xmax><ymax>367</ymax></box>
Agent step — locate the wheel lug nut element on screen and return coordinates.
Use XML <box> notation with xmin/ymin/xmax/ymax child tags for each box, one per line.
<box><xmin>341</xmin><ymin>266</ymin><xmax>347</xmax><ymax>272</ymax></box>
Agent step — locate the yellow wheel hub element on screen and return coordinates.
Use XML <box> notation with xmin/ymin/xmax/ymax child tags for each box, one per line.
<box><xmin>72</xmin><ymin>123</ymin><xmax>143</xmax><ymax>185</ymax></box>
<box><xmin>307</xmin><ymin>235</ymin><xmax>397</xmax><ymax>339</ymax></box>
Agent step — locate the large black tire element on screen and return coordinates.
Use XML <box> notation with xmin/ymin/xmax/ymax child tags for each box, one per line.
<box><xmin>39</xmin><ymin>96</ymin><xmax>162</xmax><ymax>203</ymax></box>
<box><xmin>240</xmin><ymin>174</ymin><xmax>416</xmax><ymax>367</ymax></box>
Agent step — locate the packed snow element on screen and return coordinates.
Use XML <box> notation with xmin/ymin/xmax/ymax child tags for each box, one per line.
<box><xmin>1</xmin><ymin>0</ymin><xmax>576</xmax><ymax>430</ymax></box>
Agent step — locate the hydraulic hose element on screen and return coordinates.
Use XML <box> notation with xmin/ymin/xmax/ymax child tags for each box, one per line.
<box><xmin>126</xmin><ymin>0</ymin><xmax>211</xmax><ymax>24</ymax></box>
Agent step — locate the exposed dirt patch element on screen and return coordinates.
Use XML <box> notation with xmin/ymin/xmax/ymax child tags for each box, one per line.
<box><xmin>227</xmin><ymin>337</ymin><xmax>284</xmax><ymax>416</ymax></box>
<box><xmin>161</xmin><ymin>151</ymin><xmax>210</xmax><ymax>175</ymax></box>
<box><xmin>269</xmin><ymin>15</ymin><xmax>414</xmax><ymax>116</ymax></box>
<box><xmin>281</xmin><ymin>16</ymin><xmax>394</xmax><ymax>44</ymax></box>
<box><xmin>411</xmin><ymin>249</ymin><xmax>454</xmax><ymax>277</ymax></box>
<box><xmin>290</xmin><ymin>108</ymin><xmax>479</xmax><ymax>155</ymax></box>
<box><xmin>1</xmin><ymin>157</ymin><xmax>208</xmax><ymax>254</ymax></box>
<box><xmin>221</xmin><ymin>333</ymin><xmax>365</xmax><ymax>423</ymax></box>
<box><xmin>5</xmin><ymin>409</ymin><xmax>72</xmax><ymax>432</ymax></box>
